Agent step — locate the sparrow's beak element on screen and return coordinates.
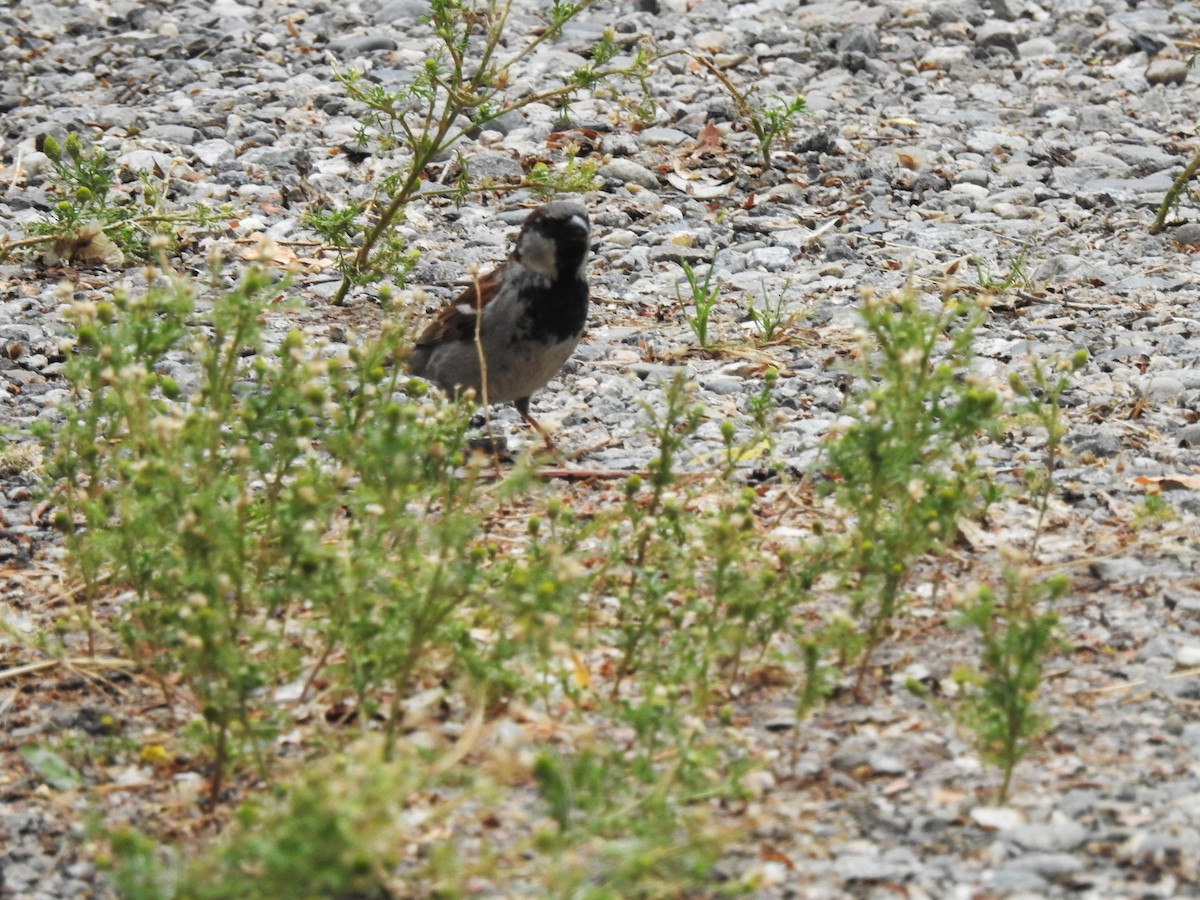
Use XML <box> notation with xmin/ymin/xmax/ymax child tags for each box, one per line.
<box><xmin>566</xmin><ymin>213</ymin><xmax>589</xmax><ymax>237</ymax></box>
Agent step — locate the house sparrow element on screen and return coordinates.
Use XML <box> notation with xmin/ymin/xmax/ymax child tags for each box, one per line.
<box><xmin>407</xmin><ymin>199</ymin><xmax>591</xmax><ymax>449</ymax></box>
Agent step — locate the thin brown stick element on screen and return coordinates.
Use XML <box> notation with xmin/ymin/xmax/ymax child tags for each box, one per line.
<box><xmin>0</xmin><ymin>656</ymin><xmax>136</xmax><ymax>683</ymax></box>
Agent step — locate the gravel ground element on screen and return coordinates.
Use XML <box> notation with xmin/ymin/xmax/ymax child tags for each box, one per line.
<box><xmin>2</xmin><ymin>0</ymin><xmax>1200</xmax><ymax>896</ymax></box>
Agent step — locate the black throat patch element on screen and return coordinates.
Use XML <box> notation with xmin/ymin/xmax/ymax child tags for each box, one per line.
<box><xmin>518</xmin><ymin>277</ymin><xmax>590</xmax><ymax>344</ymax></box>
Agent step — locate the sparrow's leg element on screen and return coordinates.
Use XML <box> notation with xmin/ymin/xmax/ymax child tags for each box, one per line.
<box><xmin>515</xmin><ymin>396</ymin><xmax>556</xmax><ymax>451</ymax></box>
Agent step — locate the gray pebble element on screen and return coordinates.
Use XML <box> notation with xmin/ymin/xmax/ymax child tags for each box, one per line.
<box><xmin>1007</xmin><ymin>819</ymin><xmax>1089</xmax><ymax>853</ymax></box>
<box><xmin>650</xmin><ymin>244</ymin><xmax>709</xmax><ymax>265</ymax></box>
<box><xmin>598</xmin><ymin>159</ymin><xmax>659</xmax><ymax>189</ymax></box>
<box><xmin>116</xmin><ymin>148</ymin><xmax>176</xmax><ymax>173</ymax></box>
<box><xmin>988</xmin><ymin>869</ymin><xmax>1048</xmax><ymax>891</ymax></box>
<box><xmin>701</xmin><ymin>376</ymin><xmax>743</xmax><ymax>395</ymax></box>
<box><xmin>866</xmin><ymin>752</ymin><xmax>906</xmax><ymax>776</ymax></box>
<box><xmin>1179</xmin><ymin>424</ymin><xmax>1200</xmax><ymax>448</ymax></box>
<box><xmin>989</xmin><ymin>0</ymin><xmax>1022</xmax><ymax>20</ymax></box>
<box><xmin>1090</xmin><ymin>557</ymin><xmax>1155</xmax><ymax>583</ymax></box>
<box><xmin>1172</xmin><ymin>223</ymin><xmax>1200</xmax><ymax>247</ymax></box>
<box><xmin>1180</xmin><ymin>724</ymin><xmax>1200</xmax><ymax>747</ymax></box>
<box><xmin>837</xmin><ymin>26</ymin><xmax>879</xmax><ymax>58</ymax></box>
<box><xmin>638</xmin><ymin>126</ymin><xmax>691</xmax><ymax>146</ymax></box>
<box><xmin>1003</xmin><ymin>852</ymin><xmax>1084</xmax><ymax>878</ymax></box>
<box><xmin>192</xmin><ymin>138</ymin><xmax>235</xmax><ymax>167</ymax></box>
<box><xmin>1141</xmin><ymin>375</ymin><xmax>1184</xmax><ymax>403</ymax></box>
<box><xmin>1145</xmin><ymin>59</ymin><xmax>1189</xmax><ymax>86</ymax></box>
<box><xmin>975</xmin><ymin>22</ymin><xmax>1020</xmax><ymax>55</ymax></box>
<box><xmin>746</xmin><ymin>246</ymin><xmax>793</xmax><ymax>271</ymax></box>
<box><xmin>457</xmin><ymin>151</ymin><xmax>523</xmax><ymax>181</ymax></box>
<box><xmin>327</xmin><ymin>35</ymin><xmax>398</xmax><ymax>56</ymax></box>
<box><xmin>834</xmin><ymin>853</ymin><xmax>906</xmax><ymax>882</ymax></box>
<box><xmin>142</xmin><ymin>123</ymin><xmax>200</xmax><ymax>144</ymax></box>
<box><xmin>5</xmin><ymin>1</ymin><xmax>1200</xmax><ymax>897</ymax></box>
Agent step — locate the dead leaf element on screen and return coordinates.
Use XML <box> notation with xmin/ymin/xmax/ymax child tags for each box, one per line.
<box><xmin>569</xmin><ymin>650</ymin><xmax>591</xmax><ymax>689</ymax></box>
<box><xmin>546</xmin><ymin>128</ymin><xmax>603</xmax><ymax>154</ymax></box>
<box><xmin>664</xmin><ymin>172</ymin><xmax>735</xmax><ymax>198</ymax></box>
<box><xmin>42</xmin><ymin>222</ymin><xmax>125</xmax><ymax>268</ymax></box>
<box><xmin>238</xmin><ymin>236</ymin><xmax>335</xmax><ymax>273</ymax></box>
<box><xmin>759</xmin><ymin>845</ymin><xmax>795</xmax><ymax>868</ymax></box>
<box><xmin>690</xmin><ymin>120</ymin><xmax>724</xmax><ymax>158</ymax></box>
<box><xmin>882</xmin><ymin>778</ymin><xmax>911</xmax><ymax>795</ymax></box>
<box><xmin>1132</xmin><ymin>474</ymin><xmax>1200</xmax><ymax>492</ymax></box>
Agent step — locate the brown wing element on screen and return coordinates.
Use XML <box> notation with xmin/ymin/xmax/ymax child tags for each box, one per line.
<box><xmin>413</xmin><ymin>264</ymin><xmax>507</xmax><ymax>348</ymax></box>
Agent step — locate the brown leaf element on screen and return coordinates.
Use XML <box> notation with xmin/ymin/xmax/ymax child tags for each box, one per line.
<box><xmin>1132</xmin><ymin>474</ymin><xmax>1200</xmax><ymax>492</ymax></box>
<box><xmin>759</xmin><ymin>845</ymin><xmax>795</xmax><ymax>868</ymax></box>
<box><xmin>546</xmin><ymin>128</ymin><xmax>603</xmax><ymax>154</ymax></box>
<box><xmin>689</xmin><ymin>120</ymin><xmax>724</xmax><ymax>158</ymax></box>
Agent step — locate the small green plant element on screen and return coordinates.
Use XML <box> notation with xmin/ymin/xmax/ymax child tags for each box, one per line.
<box><xmin>34</xmin><ymin>133</ymin><xmax>129</xmax><ymax>264</ymax></box>
<box><xmin>1008</xmin><ymin>348</ymin><xmax>1088</xmax><ymax>555</ymax></box>
<box><xmin>974</xmin><ymin>248</ymin><xmax>1033</xmax><ymax>293</ymax></box>
<box><xmin>0</xmin><ymin>133</ymin><xmax>227</xmax><ymax>266</ymax></box>
<box><xmin>531</xmin><ymin>745</ymin><xmax>725</xmax><ymax>896</ymax></box>
<box><xmin>104</xmin><ymin>737</ymin><xmax>443</xmax><ymax>899</ymax></box>
<box><xmin>589</xmin><ymin>373</ymin><xmax>810</xmax><ymax>729</ymax></box>
<box><xmin>719</xmin><ymin>368</ymin><xmax>779</xmax><ymax>476</ymax></box>
<box><xmin>824</xmin><ymin>286</ymin><xmax>1002</xmax><ymax>692</ymax></box>
<box><xmin>693</xmin><ymin>56</ymin><xmax>806</xmax><ymax>168</ymax></box>
<box><xmin>747</xmin><ymin>279</ymin><xmax>797</xmax><ymax>343</ymax></box>
<box><xmin>954</xmin><ymin>569</ymin><xmax>1067</xmax><ymax>804</ymax></box>
<box><xmin>1133</xmin><ymin>492</ymin><xmax>1177</xmax><ymax>529</ymax></box>
<box><xmin>47</xmin><ymin>264</ymin><xmax>322</xmax><ymax>798</ymax></box>
<box><xmin>677</xmin><ymin>248</ymin><xmax>722</xmax><ymax>348</ymax></box>
<box><xmin>304</xmin><ymin>201</ymin><xmax>421</xmax><ymax>292</ymax></box>
<box><xmin>325</xmin><ymin>1</ymin><xmax>662</xmax><ymax>302</ymax></box>
<box><xmin>602</xmin><ymin>374</ymin><xmax>704</xmax><ymax>698</ymax></box>
<box><xmin>526</xmin><ymin>149</ymin><xmax>604</xmax><ymax>197</ymax></box>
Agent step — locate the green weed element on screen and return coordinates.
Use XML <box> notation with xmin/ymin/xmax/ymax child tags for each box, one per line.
<box><xmin>532</xmin><ymin>744</ymin><xmax>729</xmax><ymax>897</ymax></box>
<box><xmin>693</xmin><ymin>56</ymin><xmax>806</xmax><ymax>168</ymax></box>
<box><xmin>41</xmin><ymin>259</ymin><xmax>518</xmax><ymax>799</ymax></box>
<box><xmin>823</xmin><ymin>286</ymin><xmax>1002</xmax><ymax>692</ymax></box>
<box><xmin>1150</xmin><ymin>98</ymin><xmax>1200</xmax><ymax>235</ymax></box>
<box><xmin>974</xmin><ymin>248</ymin><xmax>1034</xmax><ymax>293</ymax></box>
<box><xmin>1</xmin><ymin>132</ymin><xmax>230</xmax><ymax>266</ymax></box>
<box><xmin>954</xmin><ymin>569</ymin><xmax>1066</xmax><ymax>804</ymax></box>
<box><xmin>677</xmin><ymin>249</ymin><xmax>722</xmax><ymax>348</ymax></box>
<box><xmin>526</xmin><ymin>149</ymin><xmax>604</xmax><ymax>197</ymax></box>
<box><xmin>1008</xmin><ymin>349</ymin><xmax>1087</xmax><ymax>555</ymax></box>
<box><xmin>1133</xmin><ymin>492</ymin><xmax>1177</xmax><ymax>528</ymax></box>
<box><xmin>748</xmin><ymin>279</ymin><xmax>798</xmax><ymax>344</ymax></box>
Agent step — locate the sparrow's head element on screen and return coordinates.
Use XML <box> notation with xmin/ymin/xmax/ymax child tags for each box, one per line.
<box><xmin>513</xmin><ymin>200</ymin><xmax>591</xmax><ymax>281</ymax></box>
